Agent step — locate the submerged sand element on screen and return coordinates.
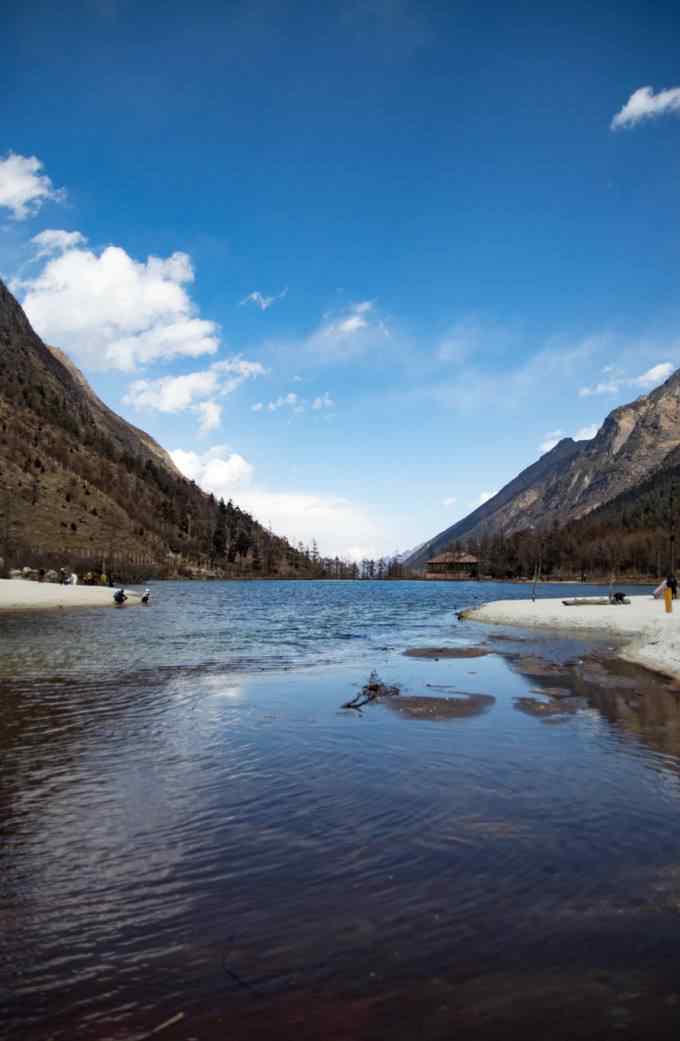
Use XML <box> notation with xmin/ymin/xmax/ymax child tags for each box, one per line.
<box><xmin>0</xmin><ymin>578</ymin><xmax>144</xmax><ymax>612</ymax></box>
<box><xmin>463</xmin><ymin>594</ymin><xmax>680</xmax><ymax>681</ymax></box>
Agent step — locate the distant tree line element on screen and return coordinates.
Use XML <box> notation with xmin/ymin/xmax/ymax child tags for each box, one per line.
<box><xmin>444</xmin><ymin>463</ymin><xmax>680</xmax><ymax>580</ymax></box>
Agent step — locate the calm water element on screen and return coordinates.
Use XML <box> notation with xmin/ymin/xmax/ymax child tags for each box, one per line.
<box><xmin>4</xmin><ymin>579</ymin><xmax>680</xmax><ymax>1040</ymax></box>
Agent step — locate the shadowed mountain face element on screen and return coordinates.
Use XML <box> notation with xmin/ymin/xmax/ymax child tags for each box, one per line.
<box><xmin>0</xmin><ymin>279</ymin><xmax>303</xmax><ymax>574</ymax></box>
<box><xmin>407</xmin><ymin>371</ymin><xmax>680</xmax><ymax>569</ymax></box>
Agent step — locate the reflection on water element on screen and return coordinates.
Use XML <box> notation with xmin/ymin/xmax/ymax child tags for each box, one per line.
<box><xmin>4</xmin><ymin>579</ymin><xmax>680</xmax><ymax>1039</ymax></box>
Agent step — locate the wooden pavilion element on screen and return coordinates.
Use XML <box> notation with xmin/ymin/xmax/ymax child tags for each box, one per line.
<box><xmin>424</xmin><ymin>551</ymin><xmax>480</xmax><ymax>580</ymax></box>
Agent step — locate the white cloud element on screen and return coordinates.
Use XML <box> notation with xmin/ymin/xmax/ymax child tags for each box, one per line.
<box><xmin>195</xmin><ymin>400</ymin><xmax>223</xmax><ymax>435</ymax></box>
<box><xmin>31</xmin><ymin>229</ymin><xmax>87</xmax><ymax>257</ymax></box>
<box><xmin>170</xmin><ymin>444</ymin><xmax>381</xmax><ymax>557</ymax></box>
<box><xmin>540</xmin><ymin>429</ymin><xmax>564</xmax><ymax>454</ymax></box>
<box><xmin>170</xmin><ymin>445</ymin><xmax>254</xmax><ymax>491</ymax></box>
<box><xmin>442</xmin><ymin>496</ymin><xmax>457</xmax><ymax>507</ymax></box>
<box><xmin>0</xmin><ymin>152</ymin><xmax>64</xmax><ymax>220</ymax></box>
<box><xmin>575</xmin><ymin>423</ymin><xmax>599</xmax><ymax>441</ymax></box>
<box><xmin>17</xmin><ymin>237</ymin><xmax>219</xmax><ymax>371</ymax></box>
<box><xmin>345</xmin><ymin>545</ymin><xmax>382</xmax><ymax>563</ymax></box>
<box><xmin>312</xmin><ymin>392</ymin><xmax>335</xmax><ymax>410</ymax></box>
<box><xmin>240</xmin><ymin>288</ymin><xmax>288</xmax><ymax>311</ymax></box>
<box><xmin>124</xmin><ymin>371</ymin><xmax>219</xmax><ymax>412</ymax></box>
<box><xmin>579</xmin><ymin>361</ymin><xmax>674</xmax><ymax>397</ymax></box>
<box><xmin>476</xmin><ymin>490</ymin><xmax>495</xmax><ymax>506</ymax></box>
<box><xmin>636</xmin><ymin>362</ymin><xmax>674</xmax><ymax>387</ymax></box>
<box><xmin>251</xmin><ymin>402</ymin><xmax>264</xmax><ymax>412</ymax></box>
<box><xmin>611</xmin><ymin>85</ymin><xmax>680</xmax><ymax>130</ymax></box>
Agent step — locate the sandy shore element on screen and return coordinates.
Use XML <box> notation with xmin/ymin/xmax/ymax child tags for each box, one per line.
<box><xmin>0</xmin><ymin>578</ymin><xmax>144</xmax><ymax>612</ymax></box>
<box><xmin>463</xmin><ymin>594</ymin><xmax>680</xmax><ymax>681</ymax></box>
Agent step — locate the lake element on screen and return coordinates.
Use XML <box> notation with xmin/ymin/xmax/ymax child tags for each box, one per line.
<box><xmin>3</xmin><ymin>579</ymin><xmax>680</xmax><ymax>1040</ymax></box>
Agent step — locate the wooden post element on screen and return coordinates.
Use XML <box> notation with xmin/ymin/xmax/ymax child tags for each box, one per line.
<box><xmin>665</xmin><ymin>586</ymin><xmax>673</xmax><ymax>614</ymax></box>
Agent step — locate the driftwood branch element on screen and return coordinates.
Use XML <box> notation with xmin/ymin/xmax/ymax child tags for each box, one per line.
<box><xmin>342</xmin><ymin>671</ymin><xmax>400</xmax><ymax>711</ymax></box>
<box><xmin>144</xmin><ymin>1011</ymin><xmax>185</xmax><ymax>1037</ymax></box>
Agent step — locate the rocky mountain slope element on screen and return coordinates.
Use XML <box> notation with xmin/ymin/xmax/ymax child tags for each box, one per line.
<box><xmin>0</xmin><ymin>278</ymin><xmax>307</xmax><ymax>576</ymax></box>
<box><xmin>407</xmin><ymin>369</ymin><xmax>680</xmax><ymax>569</ymax></box>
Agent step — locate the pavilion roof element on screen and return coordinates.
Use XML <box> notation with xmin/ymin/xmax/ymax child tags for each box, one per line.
<box><xmin>426</xmin><ymin>551</ymin><xmax>479</xmax><ymax>565</ymax></box>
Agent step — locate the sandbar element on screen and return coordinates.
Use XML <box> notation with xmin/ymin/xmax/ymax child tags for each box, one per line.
<box><xmin>404</xmin><ymin>645</ymin><xmax>490</xmax><ymax>659</ymax></box>
<box><xmin>0</xmin><ymin>578</ymin><xmax>143</xmax><ymax>613</ymax></box>
<box><xmin>462</xmin><ymin>595</ymin><xmax>680</xmax><ymax>681</ymax></box>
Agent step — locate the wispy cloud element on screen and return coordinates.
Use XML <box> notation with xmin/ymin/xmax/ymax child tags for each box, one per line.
<box><xmin>31</xmin><ymin>229</ymin><xmax>86</xmax><ymax>257</ymax></box>
<box><xmin>211</xmin><ymin>356</ymin><xmax>267</xmax><ymax>394</ymax></box>
<box><xmin>307</xmin><ymin>300</ymin><xmax>389</xmax><ymax>359</ymax></box>
<box><xmin>540</xmin><ymin>429</ymin><xmax>564</xmax><ymax>454</ymax></box>
<box><xmin>611</xmin><ymin>85</ymin><xmax>680</xmax><ymax>130</ymax></box>
<box><xmin>252</xmin><ymin>392</ymin><xmax>304</xmax><ymax>414</ymax></box>
<box><xmin>123</xmin><ymin>355</ymin><xmax>265</xmax><ymax>433</ymax></box>
<box><xmin>539</xmin><ymin>423</ymin><xmax>600</xmax><ymax>455</ymax></box>
<box><xmin>252</xmin><ymin>390</ymin><xmax>335</xmax><ymax>414</ymax></box>
<box><xmin>0</xmin><ymin>152</ymin><xmax>64</xmax><ymax>221</ymax></box>
<box><xmin>442</xmin><ymin>496</ymin><xmax>457</xmax><ymax>507</ymax></box>
<box><xmin>579</xmin><ymin>361</ymin><xmax>674</xmax><ymax>397</ymax></box>
<box><xmin>240</xmin><ymin>287</ymin><xmax>288</xmax><ymax>311</ymax></box>
<box><xmin>575</xmin><ymin>423</ymin><xmax>599</xmax><ymax>441</ymax></box>
<box><xmin>436</xmin><ymin>315</ymin><xmax>515</xmax><ymax>364</ymax></box>
<box><xmin>195</xmin><ymin>400</ymin><xmax>223</xmax><ymax>435</ymax></box>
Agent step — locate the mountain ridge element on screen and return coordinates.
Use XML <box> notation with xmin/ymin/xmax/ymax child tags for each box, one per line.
<box><xmin>406</xmin><ymin>369</ymin><xmax>680</xmax><ymax>569</ymax></box>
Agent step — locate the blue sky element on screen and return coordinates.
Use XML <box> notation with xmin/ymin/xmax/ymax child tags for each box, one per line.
<box><xmin>2</xmin><ymin>0</ymin><xmax>680</xmax><ymax>558</ymax></box>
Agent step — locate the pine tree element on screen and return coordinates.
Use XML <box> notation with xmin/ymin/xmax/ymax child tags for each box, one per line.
<box><xmin>212</xmin><ymin>498</ymin><xmax>227</xmax><ymax>560</ymax></box>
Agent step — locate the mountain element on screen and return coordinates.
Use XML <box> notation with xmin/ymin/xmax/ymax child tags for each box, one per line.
<box><xmin>0</xmin><ymin>278</ymin><xmax>309</xmax><ymax>578</ymax></box>
<box><xmin>405</xmin><ymin>437</ymin><xmax>581</xmax><ymax>568</ymax></box>
<box><xmin>406</xmin><ymin>369</ymin><xmax>680</xmax><ymax>570</ymax></box>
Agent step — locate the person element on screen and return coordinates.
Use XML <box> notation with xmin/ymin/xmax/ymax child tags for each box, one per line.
<box><xmin>654</xmin><ymin>576</ymin><xmax>677</xmax><ymax>599</ymax></box>
<box><xmin>141</xmin><ymin>588</ymin><xmax>151</xmax><ymax>605</ymax></box>
<box><xmin>113</xmin><ymin>588</ymin><xmax>127</xmax><ymax>605</ymax></box>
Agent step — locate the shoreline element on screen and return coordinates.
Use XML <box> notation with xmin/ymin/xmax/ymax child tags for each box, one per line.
<box><xmin>461</xmin><ymin>594</ymin><xmax>680</xmax><ymax>682</ymax></box>
<box><xmin>0</xmin><ymin>578</ymin><xmax>144</xmax><ymax>613</ymax></box>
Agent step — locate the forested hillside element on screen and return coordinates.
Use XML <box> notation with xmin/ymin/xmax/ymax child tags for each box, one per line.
<box><xmin>447</xmin><ymin>457</ymin><xmax>680</xmax><ymax>580</ymax></box>
<box><xmin>0</xmin><ymin>278</ymin><xmax>319</xmax><ymax>579</ymax></box>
